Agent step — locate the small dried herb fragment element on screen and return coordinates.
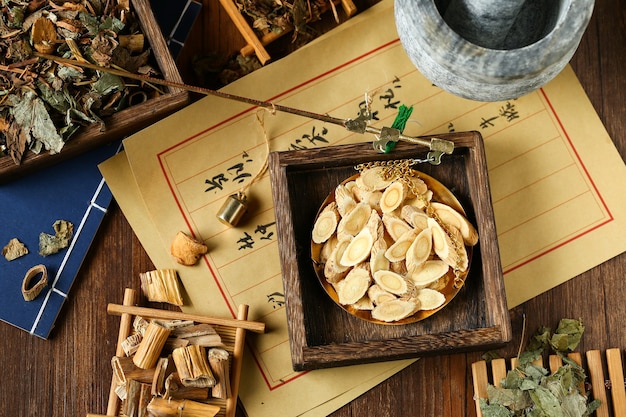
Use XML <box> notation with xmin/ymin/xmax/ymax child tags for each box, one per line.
<box><xmin>480</xmin><ymin>318</ymin><xmax>601</xmax><ymax>417</ymax></box>
<box><xmin>2</xmin><ymin>237</ymin><xmax>29</xmax><ymax>260</ymax></box>
<box><xmin>39</xmin><ymin>219</ymin><xmax>74</xmax><ymax>256</ymax></box>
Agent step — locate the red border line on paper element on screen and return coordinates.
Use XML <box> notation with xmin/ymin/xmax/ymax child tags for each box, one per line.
<box><xmin>501</xmin><ymin>89</ymin><xmax>613</xmax><ymax>275</ymax></box>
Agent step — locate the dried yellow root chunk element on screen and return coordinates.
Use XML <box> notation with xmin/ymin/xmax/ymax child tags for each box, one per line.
<box><xmin>373</xmin><ymin>270</ymin><xmax>408</xmax><ymax>295</ymax></box>
<box><xmin>371</xmin><ymin>299</ymin><xmax>419</xmax><ymax>322</ymax></box>
<box><xmin>405</xmin><ymin>228</ymin><xmax>432</xmax><ymax>270</ymax></box>
<box><xmin>2</xmin><ymin>238</ymin><xmax>28</xmax><ymax>261</ymax></box>
<box><xmin>312</xmin><ymin>202</ymin><xmax>340</xmax><ymax>244</ymax></box>
<box><xmin>380</xmin><ymin>181</ymin><xmax>407</xmax><ymax>213</ymax></box>
<box><xmin>170</xmin><ymin>231</ymin><xmax>208</xmax><ymax>266</ymax></box>
<box><xmin>335</xmin><ymin>265</ymin><xmax>371</xmax><ymax>305</ymax></box>
<box><xmin>140</xmin><ymin>269</ymin><xmax>184</xmax><ymax>306</ymax></box>
<box><xmin>416</xmin><ymin>288</ymin><xmax>446</xmax><ymax>310</ymax></box>
<box><xmin>432</xmin><ymin>202</ymin><xmax>479</xmax><ymax>246</ymax></box>
<box><xmin>409</xmin><ymin>260</ymin><xmax>449</xmax><ymax>288</ymax></box>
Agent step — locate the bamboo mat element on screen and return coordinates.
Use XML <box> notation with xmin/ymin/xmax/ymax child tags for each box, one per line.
<box><xmin>472</xmin><ymin>349</ymin><xmax>626</xmax><ymax>417</ymax></box>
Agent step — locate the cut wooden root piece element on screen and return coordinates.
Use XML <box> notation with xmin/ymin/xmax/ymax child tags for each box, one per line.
<box><xmin>335</xmin><ymin>266</ymin><xmax>372</xmax><ymax>305</ymax></box>
<box><xmin>380</xmin><ymin>181</ymin><xmax>407</xmax><ymax>213</ymax></box>
<box><xmin>368</xmin><ymin>284</ymin><xmax>398</xmax><ymax>305</ymax></box>
<box><xmin>312</xmin><ymin>202</ymin><xmax>340</xmax><ymax>244</ymax></box>
<box><xmin>356</xmin><ymin>166</ymin><xmax>393</xmax><ymax>191</ymax></box>
<box><xmin>431</xmin><ymin>202</ymin><xmax>479</xmax><ymax>246</ymax></box>
<box><xmin>373</xmin><ymin>270</ymin><xmax>409</xmax><ymax>295</ymax></box>
<box><xmin>371</xmin><ymin>299</ymin><xmax>420</xmax><ymax>322</ymax></box>
<box><xmin>428</xmin><ymin>218</ymin><xmax>469</xmax><ymax>272</ymax></box>
<box><xmin>408</xmin><ymin>260</ymin><xmax>449</xmax><ymax>288</ymax></box>
<box><xmin>337</xmin><ymin>202</ymin><xmax>371</xmax><ymax>241</ymax></box>
<box><xmin>416</xmin><ymin>288</ymin><xmax>446</xmax><ymax>310</ymax></box>
<box><xmin>385</xmin><ymin>229</ymin><xmax>417</xmax><ymax>262</ymax></box>
<box><xmin>382</xmin><ymin>213</ymin><xmax>412</xmax><ymax>241</ymax></box>
<box><xmin>405</xmin><ymin>228</ymin><xmax>432</xmax><ymax>270</ymax></box>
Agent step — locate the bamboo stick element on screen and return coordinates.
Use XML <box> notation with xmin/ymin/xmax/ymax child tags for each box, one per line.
<box><xmin>107</xmin><ymin>288</ymin><xmax>137</xmax><ymax>416</ymax></box>
<box><xmin>586</xmin><ymin>350</ymin><xmax>610</xmax><ymax>417</ymax></box>
<box><xmin>226</xmin><ymin>304</ymin><xmax>249</xmax><ymax>417</ymax></box>
<box><xmin>606</xmin><ymin>348</ymin><xmax>626</xmax><ymax>416</ymax></box>
<box><xmin>107</xmin><ymin>304</ymin><xmax>265</xmax><ymax>333</ymax></box>
<box><xmin>217</xmin><ymin>0</ymin><xmax>270</xmax><ymax>64</ymax></box>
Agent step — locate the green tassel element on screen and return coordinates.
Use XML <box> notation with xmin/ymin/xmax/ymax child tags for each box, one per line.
<box><xmin>385</xmin><ymin>104</ymin><xmax>413</xmax><ymax>153</ymax></box>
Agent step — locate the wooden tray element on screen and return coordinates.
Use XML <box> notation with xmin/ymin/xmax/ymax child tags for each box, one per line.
<box><xmin>0</xmin><ymin>0</ymin><xmax>189</xmax><ymax>183</ymax></box>
<box><xmin>269</xmin><ymin>131</ymin><xmax>512</xmax><ymax>371</ymax></box>
<box><xmin>472</xmin><ymin>349</ymin><xmax>626</xmax><ymax>417</ymax></box>
<box><xmin>87</xmin><ymin>288</ymin><xmax>265</xmax><ymax>417</ymax></box>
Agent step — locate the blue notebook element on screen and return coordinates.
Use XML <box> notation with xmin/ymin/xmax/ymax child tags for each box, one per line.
<box><xmin>0</xmin><ymin>143</ymin><xmax>120</xmax><ymax>338</ymax></box>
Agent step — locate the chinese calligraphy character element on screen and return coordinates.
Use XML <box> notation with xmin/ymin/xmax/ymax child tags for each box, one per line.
<box><xmin>499</xmin><ymin>101</ymin><xmax>520</xmax><ymax>122</ymax></box>
<box><xmin>287</xmin><ymin>126</ymin><xmax>330</xmax><ymax>150</ymax></box>
<box><xmin>205</xmin><ymin>152</ymin><xmax>254</xmax><ymax>193</ymax></box>
<box><xmin>254</xmin><ymin>222</ymin><xmax>276</xmax><ymax>241</ymax></box>
<box><xmin>267</xmin><ymin>291</ymin><xmax>285</xmax><ymax>309</ymax></box>
<box><xmin>227</xmin><ymin>162</ymin><xmax>252</xmax><ymax>184</ymax></box>
<box><xmin>205</xmin><ymin>173</ymin><xmax>228</xmax><ymax>192</ymax></box>
<box><xmin>479</xmin><ymin>116</ymin><xmax>499</xmax><ymax>129</ymax></box>
<box><xmin>379</xmin><ymin>76</ymin><xmax>402</xmax><ymax>109</ymax></box>
<box><xmin>237</xmin><ymin>232</ymin><xmax>254</xmax><ymax>250</ymax></box>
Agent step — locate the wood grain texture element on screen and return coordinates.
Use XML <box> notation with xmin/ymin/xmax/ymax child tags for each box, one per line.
<box><xmin>0</xmin><ymin>0</ymin><xmax>624</xmax><ymax>416</ymax></box>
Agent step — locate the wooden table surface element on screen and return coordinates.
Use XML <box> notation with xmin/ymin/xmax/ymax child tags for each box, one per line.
<box><xmin>1</xmin><ymin>0</ymin><xmax>625</xmax><ymax>416</ymax></box>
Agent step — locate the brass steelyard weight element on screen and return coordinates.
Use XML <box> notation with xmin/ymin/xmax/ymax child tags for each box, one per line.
<box><xmin>217</xmin><ymin>193</ymin><xmax>248</xmax><ymax>227</ymax></box>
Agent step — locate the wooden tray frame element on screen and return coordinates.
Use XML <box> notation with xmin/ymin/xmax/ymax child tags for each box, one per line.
<box><xmin>269</xmin><ymin>131</ymin><xmax>512</xmax><ymax>371</ymax></box>
<box><xmin>0</xmin><ymin>0</ymin><xmax>189</xmax><ymax>183</ymax></box>
<box><xmin>88</xmin><ymin>288</ymin><xmax>264</xmax><ymax>417</ymax></box>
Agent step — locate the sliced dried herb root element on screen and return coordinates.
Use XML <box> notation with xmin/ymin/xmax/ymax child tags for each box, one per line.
<box><xmin>312</xmin><ymin>201</ymin><xmax>339</xmax><ymax>244</ymax></box>
<box><xmin>371</xmin><ymin>299</ymin><xmax>419</xmax><ymax>322</ymax></box>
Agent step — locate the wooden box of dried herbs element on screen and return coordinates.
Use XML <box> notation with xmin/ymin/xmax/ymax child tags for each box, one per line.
<box><xmin>269</xmin><ymin>131</ymin><xmax>512</xmax><ymax>371</ymax></box>
<box><xmin>0</xmin><ymin>0</ymin><xmax>189</xmax><ymax>182</ymax></box>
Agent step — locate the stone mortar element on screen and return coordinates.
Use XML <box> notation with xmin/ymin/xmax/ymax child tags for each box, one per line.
<box><xmin>394</xmin><ymin>0</ymin><xmax>595</xmax><ymax>102</ymax></box>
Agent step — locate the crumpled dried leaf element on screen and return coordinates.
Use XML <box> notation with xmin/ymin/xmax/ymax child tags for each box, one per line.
<box><xmin>481</xmin><ymin>319</ymin><xmax>600</xmax><ymax>417</ymax></box>
<box><xmin>39</xmin><ymin>219</ymin><xmax>74</xmax><ymax>256</ymax></box>
<box><xmin>10</xmin><ymin>91</ymin><xmax>65</xmax><ymax>154</ymax></box>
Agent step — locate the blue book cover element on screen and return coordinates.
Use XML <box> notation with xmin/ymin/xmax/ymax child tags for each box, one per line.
<box><xmin>0</xmin><ymin>0</ymin><xmax>201</xmax><ymax>339</ymax></box>
<box><xmin>0</xmin><ymin>143</ymin><xmax>120</xmax><ymax>338</ymax></box>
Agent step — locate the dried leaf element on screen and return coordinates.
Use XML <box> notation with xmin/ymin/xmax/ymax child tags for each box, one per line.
<box><xmin>10</xmin><ymin>91</ymin><xmax>65</xmax><ymax>154</ymax></box>
<box><xmin>39</xmin><ymin>219</ymin><xmax>74</xmax><ymax>256</ymax></box>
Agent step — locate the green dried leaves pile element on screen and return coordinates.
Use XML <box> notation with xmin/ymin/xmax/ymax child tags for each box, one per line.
<box><xmin>480</xmin><ymin>318</ymin><xmax>601</xmax><ymax>417</ymax></box>
<box><xmin>0</xmin><ymin>0</ymin><xmax>158</xmax><ymax>165</ymax></box>
<box><xmin>235</xmin><ymin>0</ymin><xmax>331</xmax><ymax>41</ymax></box>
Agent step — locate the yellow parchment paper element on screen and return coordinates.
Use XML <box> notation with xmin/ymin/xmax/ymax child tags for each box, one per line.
<box><xmin>101</xmin><ymin>1</ymin><xmax>626</xmax><ymax>415</ymax></box>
